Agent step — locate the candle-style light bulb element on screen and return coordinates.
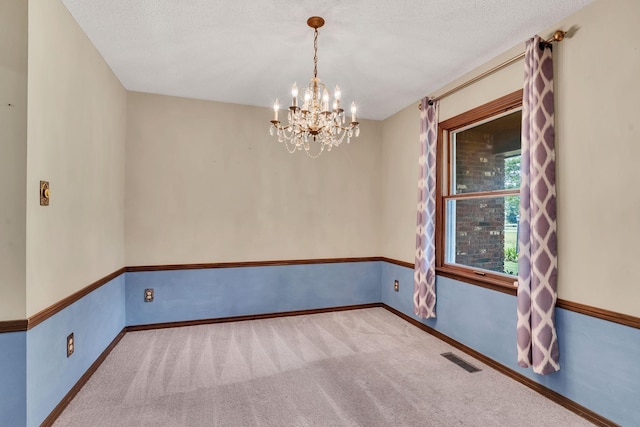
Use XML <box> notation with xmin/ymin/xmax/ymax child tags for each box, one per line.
<box><xmin>291</xmin><ymin>82</ymin><xmax>298</xmax><ymax>107</ymax></box>
<box><xmin>322</xmin><ymin>88</ymin><xmax>329</xmax><ymax>111</ymax></box>
<box><xmin>334</xmin><ymin>86</ymin><xmax>341</xmax><ymax>110</ymax></box>
<box><xmin>351</xmin><ymin>101</ymin><xmax>357</xmax><ymax>123</ymax></box>
<box><xmin>273</xmin><ymin>99</ymin><xmax>279</xmax><ymax>121</ymax></box>
<box><xmin>303</xmin><ymin>90</ymin><xmax>311</xmax><ymax>110</ymax></box>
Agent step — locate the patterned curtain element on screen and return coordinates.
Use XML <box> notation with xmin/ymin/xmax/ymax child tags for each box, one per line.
<box><xmin>516</xmin><ymin>36</ymin><xmax>559</xmax><ymax>375</ymax></box>
<box><xmin>414</xmin><ymin>97</ymin><xmax>439</xmax><ymax>319</ymax></box>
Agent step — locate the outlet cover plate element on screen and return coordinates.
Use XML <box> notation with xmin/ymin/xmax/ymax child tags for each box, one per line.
<box><xmin>67</xmin><ymin>333</ymin><xmax>74</xmax><ymax>357</ymax></box>
<box><xmin>144</xmin><ymin>288</ymin><xmax>154</xmax><ymax>302</ymax></box>
<box><xmin>394</xmin><ymin>280</ymin><xmax>399</xmax><ymax>292</ymax></box>
<box><xmin>40</xmin><ymin>181</ymin><xmax>50</xmax><ymax>206</ymax></box>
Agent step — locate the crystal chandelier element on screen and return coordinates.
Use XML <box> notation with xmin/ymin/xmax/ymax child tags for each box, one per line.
<box><xmin>269</xmin><ymin>17</ymin><xmax>360</xmax><ymax>158</ymax></box>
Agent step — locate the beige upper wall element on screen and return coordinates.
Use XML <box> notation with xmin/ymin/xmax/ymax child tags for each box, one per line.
<box><xmin>552</xmin><ymin>0</ymin><xmax>639</xmax><ymax>316</ymax></box>
<box><xmin>25</xmin><ymin>0</ymin><xmax>127</xmax><ymax>316</ymax></box>
<box><xmin>126</xmin><ymin>92</ymin><xmax>382</xmax><ymax>266</ymax></box>
<box><xmin>380</xmin><ymin>102</ymin><xmax>420</xmax><ymax>265</ymax></box>
<box><xmin>381</xmin><ymin>0</ymin><xmax>640</xmax><ymax>317</ymax></box>
<box><xmin>0</xmin><ymin>0</ymin><xmax>28</xmax><ymax>320</ymax></box>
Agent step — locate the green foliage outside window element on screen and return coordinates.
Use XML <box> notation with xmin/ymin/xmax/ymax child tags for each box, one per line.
<box><xmin>504</xmin><ymin>156</ymin><xmax>520</xmax><ymax>225</ymax></box>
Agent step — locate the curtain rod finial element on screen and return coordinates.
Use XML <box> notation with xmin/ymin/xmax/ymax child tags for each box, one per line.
<box><xmin>552</xmin><ymin>30</ymin><xmax>566</xmax><ymax>42</ymax></box>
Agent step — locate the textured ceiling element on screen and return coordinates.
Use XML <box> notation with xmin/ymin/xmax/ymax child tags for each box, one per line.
<box><xmin>60</xmin><ymin>0</ymin><xmax>593</xmax><ymax>120</ymax></box>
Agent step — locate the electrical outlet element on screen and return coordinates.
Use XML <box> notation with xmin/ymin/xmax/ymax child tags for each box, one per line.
<box><xmin>144</xmin><ymin>288</ymin><xmax>154</xmax><ymax>302</ymax></box>
<box><xmin>67</xmin><ymin>333</ymin><xmax>74</xmax><ymax>357</ymax></box>
<box><xmin>394</xmin><ymin>280</ymin><xmax>399</xmax><ymax>292</ymax></box>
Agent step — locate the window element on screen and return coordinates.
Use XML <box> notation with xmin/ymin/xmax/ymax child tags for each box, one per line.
<box><xmin>436</xmin><ymin>90</ymin><xmax>523</xmax><ymax>291</ymax></box>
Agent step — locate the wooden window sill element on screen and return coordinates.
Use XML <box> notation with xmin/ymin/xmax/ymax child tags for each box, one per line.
<box><xmin>436</xmin><ymin>266</ymin><xmax>517</xmax><ymax>296</ymax></box>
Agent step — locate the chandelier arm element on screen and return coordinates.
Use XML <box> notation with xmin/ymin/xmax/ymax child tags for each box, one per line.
<box><xmin>273</xmin><ymin>123</ymin><xmax>293</xmax><ymax>131</ymax></box>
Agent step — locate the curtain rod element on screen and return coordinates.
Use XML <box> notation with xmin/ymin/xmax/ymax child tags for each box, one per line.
<box><xmin>418</xmin><ymin>30</ymin><xmax>566</xmax><ymax>109</ymax></box>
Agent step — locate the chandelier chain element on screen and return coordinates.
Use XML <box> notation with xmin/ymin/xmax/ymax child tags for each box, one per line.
<box><xmin>313</xmin><ymin>28</ymin><xmax>318</xmax><ymax>79</ymax></box>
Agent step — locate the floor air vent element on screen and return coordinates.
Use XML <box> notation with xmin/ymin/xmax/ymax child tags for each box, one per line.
<box><xmin>441</xmin><ymin>352</ymin><xmax>481</xmax><ymax>373</ymax></box>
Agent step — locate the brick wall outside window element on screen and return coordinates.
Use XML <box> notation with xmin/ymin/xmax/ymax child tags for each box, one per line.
<box><xmin>453</xmin><ymin>130</ymin><xmax>505</xmax><ymax>272</ymax></box>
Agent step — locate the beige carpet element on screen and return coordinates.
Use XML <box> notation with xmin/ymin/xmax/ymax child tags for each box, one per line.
<box><xmin>53</xmin><ymin>308</ymin><xmax>593</xmax><ymax>426</ymax></box>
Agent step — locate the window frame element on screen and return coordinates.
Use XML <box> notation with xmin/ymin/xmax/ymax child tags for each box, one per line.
<box><xmin>435</xmin><ymin>90</ymin><xmax>523</xmax><ymax>294</ymax></box>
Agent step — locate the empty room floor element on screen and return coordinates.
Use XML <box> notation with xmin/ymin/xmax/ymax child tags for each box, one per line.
<box><xmin>53</xmin><ymin>308</ymin><xmax>593</xmax><ymax>426</ymax></box>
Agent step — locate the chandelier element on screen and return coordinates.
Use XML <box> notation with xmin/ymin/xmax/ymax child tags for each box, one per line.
<box><xmin>269</xmin><ymin>16</ymin><xmax>360</xmax><ymax>158</ymax></box>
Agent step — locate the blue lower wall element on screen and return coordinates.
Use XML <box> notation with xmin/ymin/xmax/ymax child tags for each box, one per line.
<box><xmin>26</xmin><ymin>274</ymin><xmax>125</xmax><ymax>427</ymax></box>
<box><xmin>3</xmin><ymin>260</ymin><xmax>638</xmax><ymax>426</ymax></box>
<box><xmin>380</xmin><ymin>262</ymin><xmax>640</xmax><ymax>426</ymax></box>
<box><xmin>125</xmin><ymin>262</ymin><xmax>382</xmax><ymax>326</ymax></box>
<box><xmin>0</xmin><ymin>331</ymin><xmax>26</xmax><ymax>427</ymax></box>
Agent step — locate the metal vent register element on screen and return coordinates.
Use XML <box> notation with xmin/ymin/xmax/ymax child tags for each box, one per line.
<box><xmin>441</xmin><ymin>352</ymin><xmax>482</xmax><ymax>373</ymax></box>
